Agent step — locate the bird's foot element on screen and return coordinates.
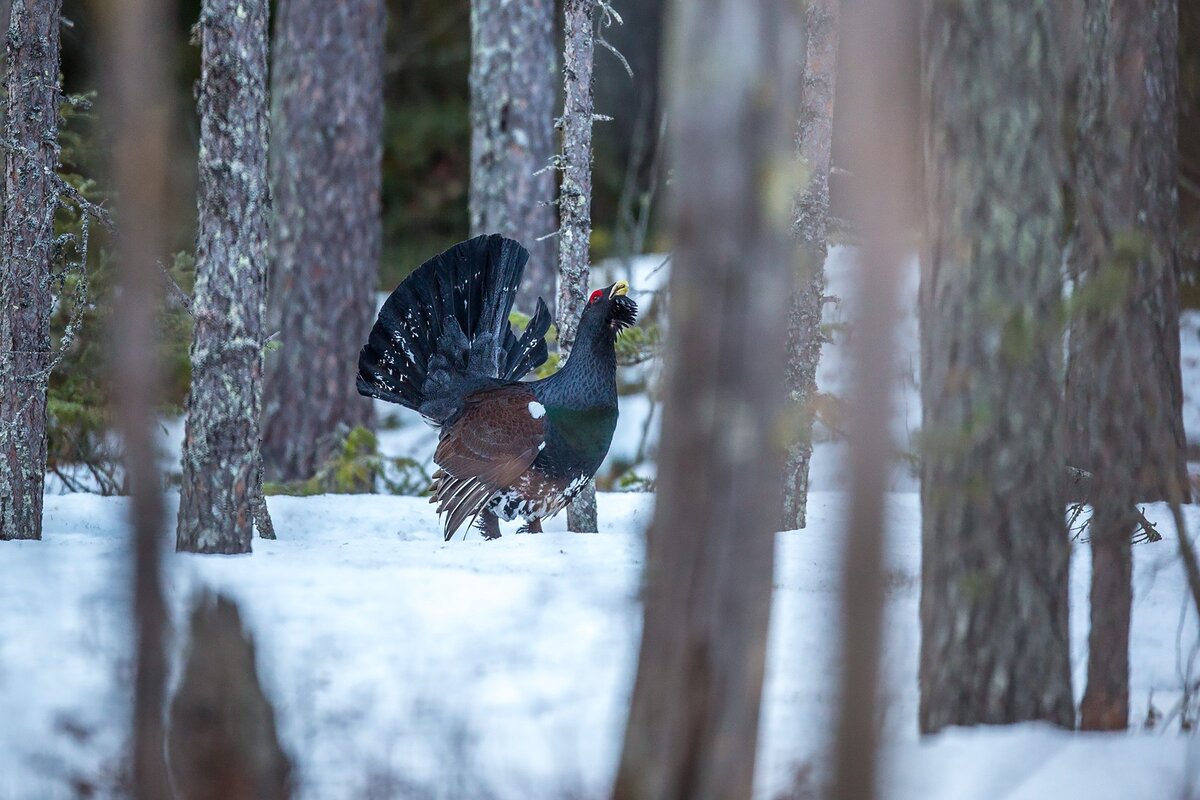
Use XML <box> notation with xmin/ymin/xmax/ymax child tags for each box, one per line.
<box><xmin>516</xmin><ymin>518</ymin><xmax>543</xmax><ymax>535</ymax></box>
<box><xmin>476</xmin><ymin>511</ymin><xmax>502</xmax><ymax>540</ymax></box>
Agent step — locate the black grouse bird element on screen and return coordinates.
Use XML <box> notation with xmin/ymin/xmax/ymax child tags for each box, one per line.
<box><xmin>357</xmin><ymin>234</ymin><xmax>637</xmax><ymax>540</ymax></box>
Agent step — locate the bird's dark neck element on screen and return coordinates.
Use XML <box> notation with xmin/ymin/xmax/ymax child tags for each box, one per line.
<box><xmin>534</xmin><ymin>325</ymin><xmax>618</xmax><ymax>410</ymax></box>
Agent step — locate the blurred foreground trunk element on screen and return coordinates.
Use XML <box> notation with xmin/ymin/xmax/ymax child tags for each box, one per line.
<box><xmin>1071</xmin><ymin>0</ymin><xmax>1182</xmax><ymax>731</ymax></box>
<box><xmin>919</xmin><ymin>0</ymin><xmax>1075</xmax><ymax>732</ymax></box>
<box><xmin>611</xmin><ymin>2</ymin><xmax>801</xmax><ymax>798</ymax></box>
<box><xmin>176</xmin><ymin>0</ymin><xmax>272</xmax><ymax>554</ymax></box>
<box><xmin>263</xmin><ymin>0</ymin><xmax>383</xmax><ymax>482</ymax></box>
<box><xmin>0</xmin><ymin>0</ymin><xmax>62</xmax><ymax>540</ymax></box>
<box><xmin>92</xmin><ymin>0</ymin><xmax>175</xmax><ymax>792</ymax></box>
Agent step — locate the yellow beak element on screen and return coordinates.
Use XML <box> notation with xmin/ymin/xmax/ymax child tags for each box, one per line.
<box><xmin>611</xmin><ymin>280</ymin><xmax>630</xmax><ymax>298</ymax></box>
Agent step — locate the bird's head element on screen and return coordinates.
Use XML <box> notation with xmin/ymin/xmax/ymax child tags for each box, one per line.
<box><xmin>582</xmin><ymin>280</ymin><xmax>638</xmax><ymax>335</ymax></box>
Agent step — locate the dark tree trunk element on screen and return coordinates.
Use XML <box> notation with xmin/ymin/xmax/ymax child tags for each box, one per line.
<box><xmin>1070</xmin><ymin>0</ymin><xmax>1181</xmax><ymax>731</ymax></box>
<box><xmin>782</xmin><ymin>0</ymin><xmax>839</xmax><ymax>531</ymax></box>
<box><xmin>262</xmin><ymin>0</ymin><xmax>383</xmax><ymax>482</ymax></box>
<box><xmin>469</xmin><ymin>0</ymin><xmax>558</xmax><ymax>316</ymax></box>
<box><xmin>0</xmin><ymin>0</ymin><xmax>62</xmax><ymax>541</ymax></box>
<box><xmin>918</xmin><ymin>0</ymin><xmax>1075</xmax><ymax>733</ymax></box>
<box><xmin>558</xmin><ymin>0</ymin><xmax>598</xmax><ymax>533</ymax></box>
<box><xmin>169</xmin><ymin>593</ymin><xmax>291</xmax><ymax>800</ymax></box>
<box><xmin>177</xmin><ymin>0</ymin><xmax>271</xmax><ymax>554</ymax></box>
<box><xmin>93</xmin><ymin>0</ymin><xmax>176</xmax><ymax>791</ymax></box>
<box><xmin>611</xmin><ymin>1</ymin><xmax>801</xmax><ymax>798</ymax></box>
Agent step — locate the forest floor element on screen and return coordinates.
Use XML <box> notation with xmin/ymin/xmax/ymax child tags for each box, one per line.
<box><xmin>3</xmin><ymin>485</ymin><xmax>1200</xmax><ymax>799</ymax></box>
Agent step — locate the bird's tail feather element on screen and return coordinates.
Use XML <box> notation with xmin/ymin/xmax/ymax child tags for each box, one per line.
<box><xmin>356</xmin><ymin>234</ymin><xmax>551</xmax><ymax>424</ymax></box>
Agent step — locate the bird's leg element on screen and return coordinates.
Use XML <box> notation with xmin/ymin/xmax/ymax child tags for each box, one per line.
<box><xmin>517</xmin><ymin>517</ymin><xmax>543</xmax><ymax>535</ymax></box>
<box><xmin>476</xmin><ymin>509</ymin><xmax>502</xmax><ymax>540</ymax></box>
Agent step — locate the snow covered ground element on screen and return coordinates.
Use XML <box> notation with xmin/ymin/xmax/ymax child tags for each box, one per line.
<box><xmin>4</xmin><ymin>486</ymin><xmax>1200</xmax><ymax>799</ymax></box>
<box><xmin>12</xmin><ymin>249</ymin><xmax>1200</xmax><ymax>797</ymax></box>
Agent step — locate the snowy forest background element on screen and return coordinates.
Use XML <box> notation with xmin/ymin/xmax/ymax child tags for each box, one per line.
<box><xmin>3</xmin><ymin>0</ymin><xmax>1200</xmax><ymax>798</ymax></box>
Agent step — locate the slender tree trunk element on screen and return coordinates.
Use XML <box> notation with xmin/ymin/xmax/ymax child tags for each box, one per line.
<box><xmin>0</xmin><ymin>0</ymin><xmax>61</xmax><ymax>541</ymax></box>
<box><xmin>262</xmin><ymin>0</ymin><xmax>383</xmax><ymax>482</ymax></box>
<box><xmin>469</xmin><ymin>0</ymin><xmax>558</xmax><ymax>316</ymax></box>
<box><xmin>1071</xmin><ymin>0</ymin><xmax>1180</xmax><ymax>731</ymax></box>
<box><xmin>782</xmin><ymin>0</ymin><xmax>839</xmax><ymax>531</ymax></box>
<box><xmin>558</xmin><ymin>0</ymin><xmax>599</xmax><ymax>533</ymax></box>
<box><xmin>93</xmin><ymin>0</ymin><xmax>176</xmax><ymax>790</ymax></box>
<box><xmin>918</xmin><ymin>0</ymin><xmax>1075</xmax><ymax>733</ymax></box>
<box><xmin>177</xmin><ymin>0</ymin><xmax>271</xmax><ymax>554</ymax></box>
<box><xmin>611</xmin><ymin>1</ymin><xmax>801</xmax><ymax>798</ymax></box>
<box><xmin>169</xmin><ymin>593</ymin><xmax>291</xmax><ymax>800</ymax></box>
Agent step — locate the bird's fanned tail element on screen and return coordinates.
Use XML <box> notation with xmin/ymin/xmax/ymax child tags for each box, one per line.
<box><xmin>356</xmin><ymin>234</ymin><xmax>551</xmax><ymax>424</ymax></box>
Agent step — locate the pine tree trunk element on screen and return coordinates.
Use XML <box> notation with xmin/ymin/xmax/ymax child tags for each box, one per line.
<box><xmin>918</xmin><ymin>0</ymin><xmax>1075</xmax><ymax>733</ymax></box>
<box><xmin>262</xmin><ymin>0</ymin><xmax>383</xmax><ymax>482</ymax></box>
<box><xmin>782</xmin><ymin>0</ymin><xmax>839</xmax><ymax>531</ymax></box>
<box><xmin>1071</xmin><ymin>0</ymin><xmax>1180</xmax><ymax>731</ymax></box>
<box><xmin>0</xmin><ymin>0</ymin><xmax>61</xmax><ymax>541</ymax></box>
<box><xmin>469</xmin><ymin>0</ymin><xmax>558</xmax><ymax>316</ymax></box>
<box><xmin>95</xmin><ymin>0</ymin><xmax>175</xmax><ymax>792</ymax></box>
<box><xmin>558</xmin><ymin>0</ymin><xmax>598</xmax><ymax>533</ymax></box>
<box><xmin>177</xmin><ymin>0</ymin><xmax>271</xmax><ymax>554</ymax></box>
<box><xmin>612</xmin><ymin>2</ymin><xmax>801</xmax><ymax>797</ymax></box>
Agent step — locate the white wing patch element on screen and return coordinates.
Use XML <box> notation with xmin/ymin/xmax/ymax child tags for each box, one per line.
<box><xmin>528</xmin><ymin>401</ymin><xmax>546</xmax><ymax>419</ymax></box>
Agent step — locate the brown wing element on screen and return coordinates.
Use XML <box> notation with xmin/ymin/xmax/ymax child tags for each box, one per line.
<box><xmin>431</xmin><ymin>384</ymin><xmax>546</xmax><ymax>539</ymax></box>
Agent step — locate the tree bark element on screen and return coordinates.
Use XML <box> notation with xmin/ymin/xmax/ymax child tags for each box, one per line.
<box><xmin>469</xmin><ymin>0</ymin><xmax>558</xmax><ymax>316</ymax></box>
<box><xmin>782</xmin><ymin>0</ymin><xmax>839</xmax><ymax>531</ymax></box>
<box><xmin>611</xmin><ymin>1</ymin><xmax>801</xmax><ymax>798</ymax></box>
<box><xmin>169</xmin><ymin>593</ymin><xmax>291</xmax><ymax>800</ymax></box>
<box><xmin>177</xmin><ymin>0</ymin><xmax>271</xmax><ymax>554</ymax></box>
<box><xmin>918</xmin><ymin>0</ymin><xmax>1075</xmax><ymax>733</ymax></box>
<box><xmin>558</xmin><ymin>0</ymin><xmax>599</xmax><ymax>533</ymax></box>
<box><xmin>0</xmin><ymin>0</ymin><xmax>62</xmax><ymax>541</ymax></box>
<box><xmin>92</xmin><ymin>0</ymin><xmax>176</xmax><ymax>790</ymax></box>
<box><xmin>1071</xmin><ymin>0</ymin><xmax>1180</xmax><ymax>731</ymax></box>
<box><xmin>262</xmin><ymin>0</ymin><xmax>383</xmax><ymax>482</ymax></box>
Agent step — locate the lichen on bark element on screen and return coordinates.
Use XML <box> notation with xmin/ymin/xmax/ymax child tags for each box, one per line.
<box><xmin>0</xmin><ymin>0</ymin><xmax>63</xmax><ymax>541</ymax></box>
<box><xmin>782</xmin><ymin>0</ymin><xmax>839</xmax><ymax>531</ymax></box>
<box><xmin>558</xmin><ymin>0</ymin><xmax>599</xmax><ymax>533</ymax></box>
<box><xmin>176</xmin><ymin>0</ymin><xmax>272</xmax><ymax>554</ymax></box>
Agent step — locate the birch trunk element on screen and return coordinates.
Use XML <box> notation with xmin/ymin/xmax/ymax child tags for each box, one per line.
<box><xmin>918</xmin><ymin>0</ymin><xmax>1075</xmax><ymax>732</ymax></box>
<box><xmin>1071</xmin><ymin>0</ymin><xmax>1181</xmax><ymax>731</ymax></box>
<box><xmin>262</xmin><ymin>0</ymin><xmax>383</xmax><ymax>482</ymax></box>
<box><xmin>782</xmin><ymin>0</ymin><xmax>839</xmax><ymax>531</ymax></box>
<box><xmin>177</xmin><ymin>0</ymin><xmax>271</xmax><ymax>554</ymax></box>
<box><xmin>469</xmin><ymin>0</ymin><xmax>558</xmax><ymax>316</ymax></box>
<box><xmin>558</xmin><ymin>0</ymin><xmax>598</xmax><ymax>533</ymax></box>
<box><xmin>0</xmin><ymin>0</ymin><xmax>61</xmax><ymax>540</ymax></box>
<box><xmin>612</xmin><ymin>1</ymin><xmax>801</xmax><ymax>797</ymax></box>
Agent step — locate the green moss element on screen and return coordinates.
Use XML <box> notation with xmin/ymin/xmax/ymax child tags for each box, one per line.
<box><xmin>263</xmin><ymin>425</ymin><xmax>432</xmax><ymax>496</ymax></box>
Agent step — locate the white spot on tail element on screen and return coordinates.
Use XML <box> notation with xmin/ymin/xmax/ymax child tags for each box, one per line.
<box><xmin>528</xmin><ymin>401</ymin><xmax>546</xmax><ymax>419</ymax></box>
